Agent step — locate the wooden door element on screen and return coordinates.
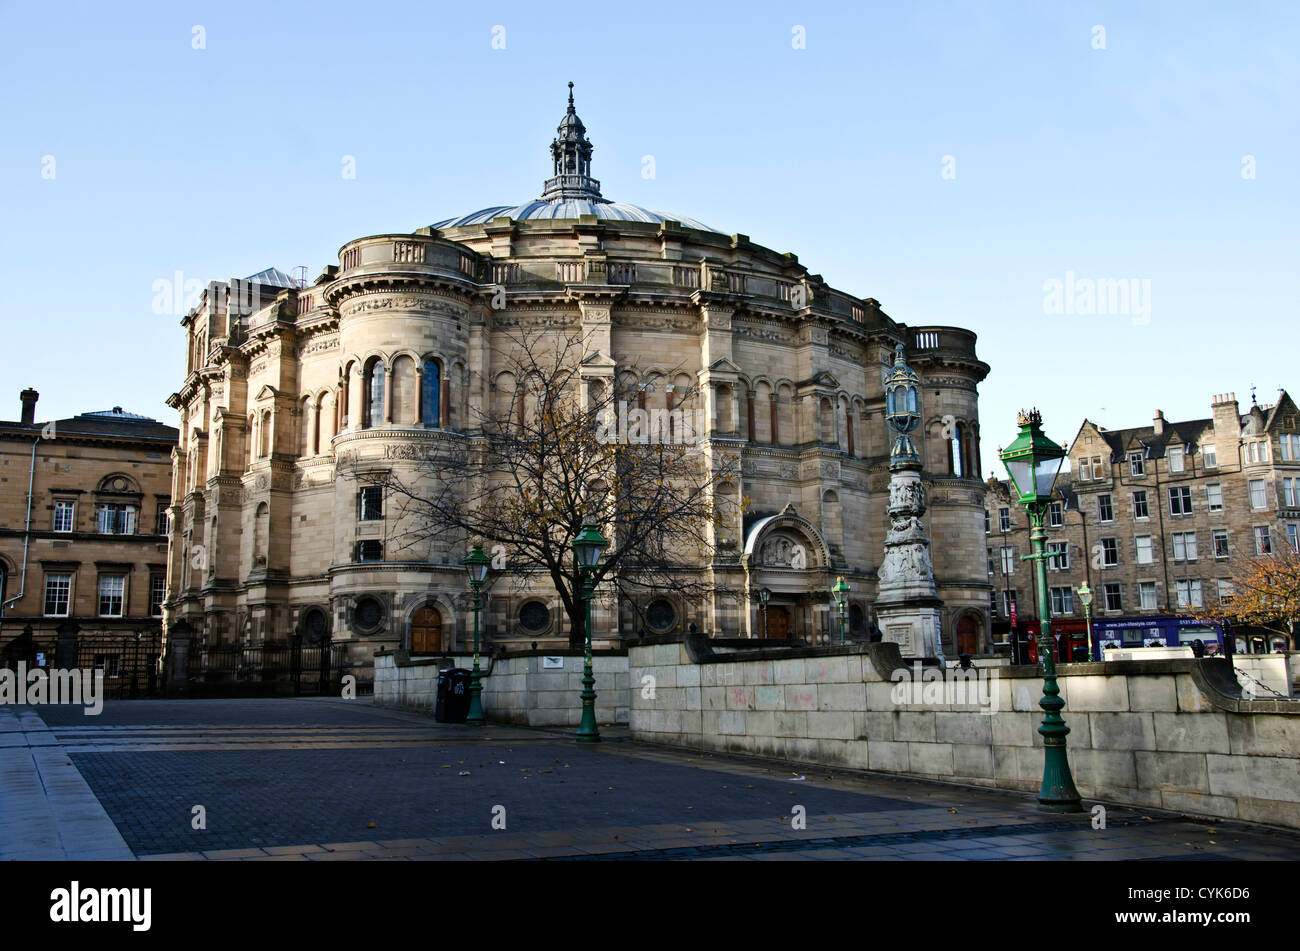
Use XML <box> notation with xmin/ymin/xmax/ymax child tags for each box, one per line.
<box><xmin>766</xmin><ymin>606</ymin><xmax>790</xmax><ymax>640</ymax></box>
<box><xmin>956</xmin><ymin>616</ymin><xmax>979</xmax><ymax>655</ymax></box>
<box><xmin>411</xmin><ymin>606</ymin><xmax>443</xmax><ymax>654</ymax></box>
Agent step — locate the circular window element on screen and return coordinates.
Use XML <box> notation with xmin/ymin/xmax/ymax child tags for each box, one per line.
<box><xmin>646</xmin><ymin>599</ymin><xmax>676</xmax><ymax>632</ymax></box>
<box><xmin>519</xmin><ymin>601</ymin><xmax>550</xmax><ymax>633</ymax></box>
<box><xmin>354</xmin><ymin>597</ymin><xmax>384</xmax><ymax>633</ymax></box>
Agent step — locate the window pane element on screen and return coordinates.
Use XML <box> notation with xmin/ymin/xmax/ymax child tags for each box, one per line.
<box><xmin>44</xmin><ymin>575</ymin><xmax>71</xmax><ymax>616</ymax></box>
<box><xmin>422</xmin><ymin>359</ymin><xmax>441</xmax><ymax>426</ymax></box>
<box><xmin>98</xmin><ymin>576</ymin><xmax>125</xmax><ymax>616</ymax></box>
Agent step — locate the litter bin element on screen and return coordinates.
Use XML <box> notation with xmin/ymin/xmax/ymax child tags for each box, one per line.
<box><xmin>435</xmin><ymin>668</ymin><xmax>473</xmax><ymax>723</ymax></box>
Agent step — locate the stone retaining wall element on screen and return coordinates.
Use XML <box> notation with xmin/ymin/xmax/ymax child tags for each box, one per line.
<box><xmin>374</xmin><ymin>649</ymin><xmax>628</xmax><ymax>727</ymax></box>
<box><xmin>628</xmin><ymin>637</ymin><xmax>1300</xmax><ymax>829</ymax></box>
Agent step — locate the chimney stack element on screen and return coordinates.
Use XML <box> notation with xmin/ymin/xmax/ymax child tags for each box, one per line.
<box><xmin>19</xmin><ymin>388</ymin><xmax>38</xmax><ymax>426</ymax></box>
<box><xmin>1153</xmin><ymin>409</ymin><xmax>1164</xmax><ymax>436</ymax></box>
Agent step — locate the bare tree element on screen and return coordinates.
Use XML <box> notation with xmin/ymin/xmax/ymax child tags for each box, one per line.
<box><xmin>347</xmin><ymin>328</ymin><xmax>743</xmax><ymax>648</ymax></box>
<box><xmin>1191</xmin><ymin>546</ymin><xmax>1300</xmax><ymax>643</ymax></box>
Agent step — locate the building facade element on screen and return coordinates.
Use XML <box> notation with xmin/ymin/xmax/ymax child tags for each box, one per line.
<box><xmin>165</xmin><ymin>90</ymin><xmax>991</xmax><ymax>681</ymax></box>
<box><xmin>0</xmin><ymin>389</ymin><xmax>177</xmax><ymax>684</ymax></box>
<box><xmin>985</xmin><ymin>391</ymin><xmax>1300</xmax><ymax>655</ymax></box>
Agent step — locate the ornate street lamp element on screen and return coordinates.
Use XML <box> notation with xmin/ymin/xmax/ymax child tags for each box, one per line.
<box><xmin>999</xmin><ymin>409</ymin><xmax>1084</xmax><ymax>813</ymax></box>
<box><xmin>462</xmin><ymin>543</ymin><xmax>491</xmax><ymax>725</ymax></box>
<box><xmin>759</xmin><ymin>587</ymin><xmax>771</xmax><ymax>639</ymax></box>
<box><xmin>832</xmin><ymin>576</ymin><xmax>850</xmax><ymax>645</ymax></box>
<box><xmin>572</xmin><ymin>520</ymin><xmax>608</xmax><ymax>743</ymax></box>
<box><xmin>1077</xmin><ymin>582</ymin><xmax>1094</xmax><ymax>661</ymax></box>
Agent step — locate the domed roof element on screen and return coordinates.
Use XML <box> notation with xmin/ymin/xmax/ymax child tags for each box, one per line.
<box><xmin>432</xmin><ymin>83</ymin><xmax>722</xmax><ymax>236</ymax></box>
<box><xmin>433</xmin><ymin>199</ymin><xmax>719</xmax><ymax>233</ymax></box>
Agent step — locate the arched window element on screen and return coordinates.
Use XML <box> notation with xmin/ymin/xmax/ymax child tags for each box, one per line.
<box><xmin>260</xmin><ymin>410</ymin><xmax>272</xmax><ymax>458</ymax></box>
<box><xmin>950</xmin><ymin>423</ymin><xmax>964</xmax><ymax>476</ymax></box>
<box><xmin>367</xmin><ymin>361</ymin><xmax>386</xmax><ymax>428</ymax></box>
<box><xmin>422</xmin><ymin>359</ymin><xmax>441</xmax><ymax>427</ymax></box>
<box><xmin>253</xmin><ymin>502</ymin><xmax>269</xmax><ymax>567</ymax></box>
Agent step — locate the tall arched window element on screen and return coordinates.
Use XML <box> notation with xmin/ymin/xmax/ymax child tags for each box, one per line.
<box><xmin>950</xmin><ymin>423</ymin><xmax>964</xmax><ymax>476</ymax></box>
<box><xmin>367</xmin><ymin>361</ymin><xmax>386</xmax><ymax>428</ymax></box>
<box><xmin>253</xmin><ymin>502</ymin><xmax>269</xmax><ymax>567</ymax></box>
<box><xmin>422</xmin><ymin>359</ymin><xmax>440</xmax><ymax>427</ymax></box>
<box><xmin>260</xmin><ymin>410</ymin><xmax>272</xmax><ymax>458</ymax></box>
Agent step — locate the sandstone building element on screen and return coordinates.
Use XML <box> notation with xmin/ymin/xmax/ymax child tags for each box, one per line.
<box><xmin>0</xmin><ymin>389</ymin><xmax>176</xmax><ymax>683</ymax></box>
<box><xmin>985</xmin><ymin>391</ymin><xmax>1300</xmax><ymax>656</ymax></box>
<box><xmin>165</xmin><ymin>89</ymin><xmax>992</xmax><ymax>682</ymax></box>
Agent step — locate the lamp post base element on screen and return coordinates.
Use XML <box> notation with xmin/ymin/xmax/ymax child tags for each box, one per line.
<box><xmin>466</xmin><ymin>684</ymin><xmax>485</xmax><ymax>726</ymax></box>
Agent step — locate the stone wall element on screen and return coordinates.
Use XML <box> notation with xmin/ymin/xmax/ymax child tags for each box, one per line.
<box><xmin>627</xmin><ymin>637</ymin><xmax>1300</xmax><ymax>829</ymax></box>
<box><xmin>374</xmin><ymin>649</ymin><xmax>628</xmax><ymax>727</ymax></box>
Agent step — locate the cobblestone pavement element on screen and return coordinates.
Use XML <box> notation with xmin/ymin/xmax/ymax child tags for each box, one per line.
<box><xmin>9</xmin><ymin>697</ymin><xmax>1300</xmax><ymax>861</ymax></box>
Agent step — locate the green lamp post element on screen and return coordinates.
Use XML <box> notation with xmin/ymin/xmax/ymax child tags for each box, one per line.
<box><xmin>1077</xmin><ymin>582</ymin><xmax>1094</xmax><ymax>662</ymax></box>
<box><xmin>999</xmin><ymin>409</ymin><xmax>1084</xmax><ymax>813</ymax></box>
<box><xmin>462</xmin><ymin>543</ymin><xmax>491</xmax><ymax>726</ymax></box>
<box><xmin>573</xmin><ymin>520</ymin><xmax>608</xmax><ymax>743</ymax></box>
<box><xmin>832</xmin><ymin>576</ymin><xmax>850</xmax><ymax>645</ymax></box>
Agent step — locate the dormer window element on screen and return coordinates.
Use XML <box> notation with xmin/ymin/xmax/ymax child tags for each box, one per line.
<box><xmin>1167</xmin><ymin>446</ymin><xmax>1185</xmax><ymax>472</ymax></box>
<box><xmin>1128</xmin><ymin>452</ymin><xmax>1144</xmax><ymax>476</ymax></box>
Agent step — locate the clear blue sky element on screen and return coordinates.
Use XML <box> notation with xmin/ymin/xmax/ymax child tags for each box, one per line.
<box><xmin>2</xmin><ymin>1</ymin><xmax>1296</xmax><ymax>470</ymax></box>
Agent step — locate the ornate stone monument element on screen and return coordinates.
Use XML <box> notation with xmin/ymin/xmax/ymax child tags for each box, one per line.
<box><xmin>874</xmin><ymin>344</ymin><xmax>945</xmax><ymax>661</ymax></box>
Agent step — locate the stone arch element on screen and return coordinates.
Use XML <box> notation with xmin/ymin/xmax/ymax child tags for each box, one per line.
<box><xmin>420</xmin><ymin>354</ymin><xmax>444</xmax><ymax>428</ymax></box>
<box><xmin>754</xmin><ymin>380</ymin><xmax>773</xmax><ymax>443</ymax></box>
<box><xmin>259</xmin><ymin>409</ymin><xmax>272</xmax><ymax>457</ymax></box>
<box><xmin>492</xmin><ymin>370</ymin><xmax>517</xmax><ymax>426</ymax></box>
<box><xmin>96</xmin><ymin>472</ymin><xmax>141</xmax><ymax>495</ymax></box>
<box><xmin>298</xmin><ymin>395</ymin><xmax>313</xmax><ymax>456</ymax></box>
<box><xmin>715</xmin><ymin>382</ymin><xmax>736</xmax><ymax>435</ymax></box>
<box><xmin>744</xmin><ymin>505</ymin><xmax>833</xmax><ymax>570</ymax></box>
<box><xmin>316</xmin><ymin>389</ymin><xmax>335</xmax><ymax>450</ymax></box>
<box><xmin>403</xmin><ymin>596</ymin><xmax>458</xmax><ymax>653</ymax></box>
<box><xmin>253</xmin><ymin>502</ymin><xmax>269</xmax><ymax>567</ymax></box>
<box><xmin>450</xmin><ymin>357</ymin><xmax>469</xmax><ymax>429</ymax></box>
<box><xmin>839</xmin><ymin>394</ymin><xmax>855</xmax><ymax>456</ymax></box>
<box><xmin>391</xmin><ymin>353</ymin><xmax>417</xmax><ymax>425</ymax></box>
<box><xmin>775</xmin><ymin>382</ymin><xmax>795</xmax><ymax>446</ymax></box>
<box><xmin>362</xmin><ymin>355</ymin><xmax>386</xmax><ymax>427</ymax></box>
<box><xmin>297</xmin><ymin>604</ymin><xmax>332</xmax><ymax>644</ymax></box>
<box><xmin>953</xmin><ymin>608</ymin><xmax>984</xmax><ymax>655</ymax></box>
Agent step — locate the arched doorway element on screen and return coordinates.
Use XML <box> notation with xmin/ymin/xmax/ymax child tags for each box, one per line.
<box><xmin>411</xmin><ymin>605</ymin><xmax>443</xmax><ymax>654</ymax></box>
<box><xmin>766</xmin><ymin>606</ymin><xmax>790</xmax><ymax>640</ymax></box>
<box><xmin>956</xmin><ymin>614</ymin><xmax>980</xmax><ymax>655</ymax></box>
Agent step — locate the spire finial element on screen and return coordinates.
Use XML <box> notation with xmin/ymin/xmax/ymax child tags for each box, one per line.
<box><xmin>540</xmin><ymin>82</ymin><xmax>604</xmax><ymax>203</ymax></box>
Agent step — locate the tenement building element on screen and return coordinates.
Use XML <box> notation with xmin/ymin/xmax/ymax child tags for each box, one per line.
<box><xmin>164</xmin><ymin>89</ymin><xmax>991</xmax><ymax>682</ymax></box>
<box><xmin>984</xmin><ymin>391</ymin><xmax>1300</xmax><ymax>657</ymax></box>
<box><xmin>0</xmin><ymin>389</ymin><xmax>177</xmax><ymax>684</ymax></box>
